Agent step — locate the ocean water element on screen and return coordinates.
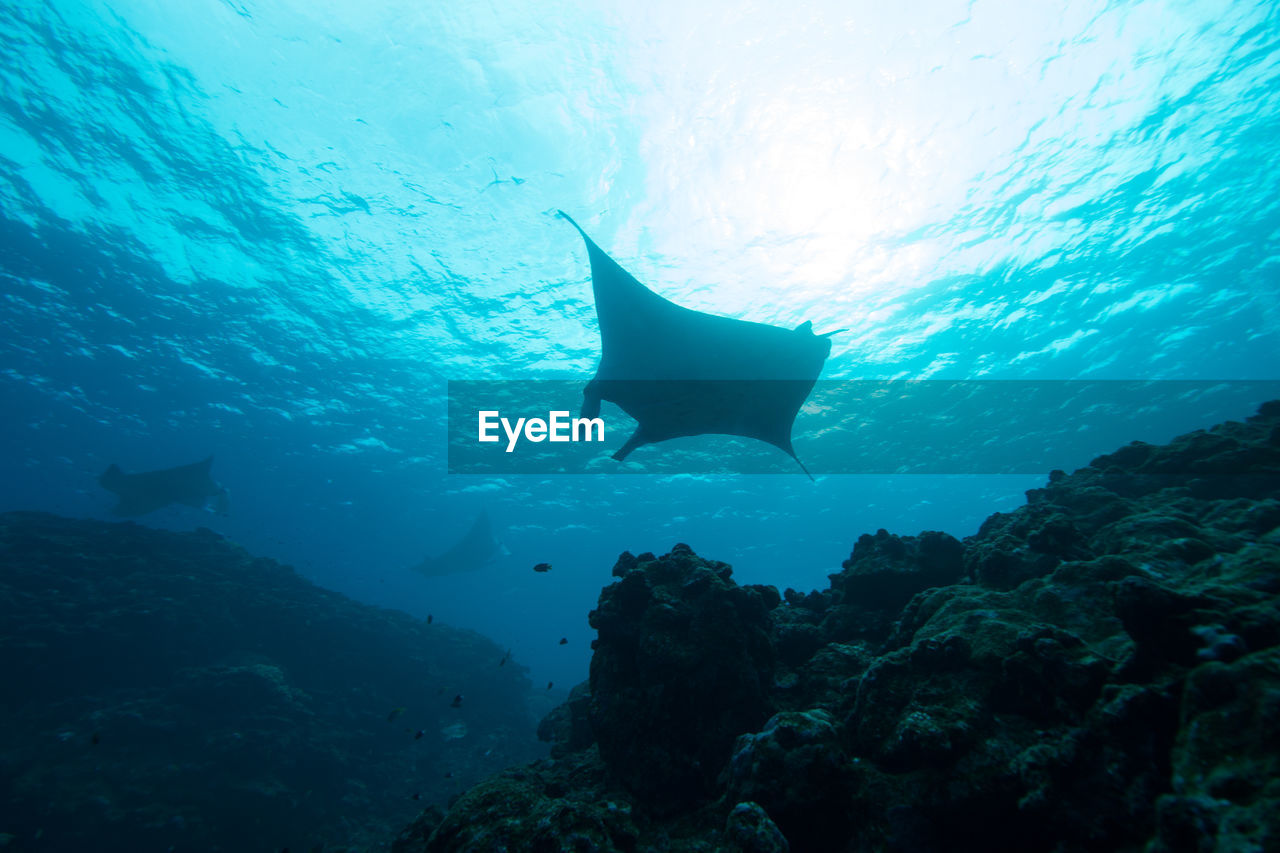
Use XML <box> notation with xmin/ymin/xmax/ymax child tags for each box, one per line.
<box><xmin>2</xmin><ymin>0</ymin><xmax>1278</xmax><ymax>695</ymax></box>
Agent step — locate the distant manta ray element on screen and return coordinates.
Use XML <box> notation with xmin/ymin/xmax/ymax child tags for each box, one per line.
<box><xmin>411</xmin><ymin>509</ymin><xmax>507</xmax><ymax>577</ymax></box>
<box><xmin>98</xmin><ymin>455</ymin><xmax>230</xmax><ymax>517</ymax></box>
<box><xmin>559</xmin><ymin>211</ymin><xmax>836</xmax><ymax>476</ymax></box>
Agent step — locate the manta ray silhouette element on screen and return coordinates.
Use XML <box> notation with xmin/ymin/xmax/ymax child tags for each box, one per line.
<box><xmin>412</xmin><ymin>509</ymin><xmax>505</xmax><ymax>577</ymax></box>
<box><xmin>559</xmin><ymin>211</ymin><xmax>835</xmax><ymax>476</ymax></box>
<box><xmin>98</xmin><ymin>455</ymin><xmax>230</xmax><ymax>517</ymax></box>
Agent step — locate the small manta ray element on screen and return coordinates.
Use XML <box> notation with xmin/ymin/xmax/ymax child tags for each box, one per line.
<box><xmin>98</xmin><ymin>455</ymin><xmax>230</xmax><ymax>517</ymax></box>
<box><xmin>411</xmin><ymin>509</ymin><xmax>507</xmax><ymax>577</ymax></box>
<box><xmin>482</xmin><ymin>165</ymin><xmax>525</xmax><ymax>192</ymax></box>
<box><xmin>559</xmin><ymin>211</ymin><xmax>837</xmax><ymax>477</ymax></box>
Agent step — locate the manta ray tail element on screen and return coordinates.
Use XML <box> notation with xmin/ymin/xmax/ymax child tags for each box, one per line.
<box><xmin>776</xmin><ymin>440</ymin><xmax>815</xmax><ymax>481</ymax></box>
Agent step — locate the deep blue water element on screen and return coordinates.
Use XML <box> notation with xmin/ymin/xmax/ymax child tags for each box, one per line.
<box><xmin>2</xmin><ymin>0</ymin><xmax>1278</xmax><ymax>690</ymax></box>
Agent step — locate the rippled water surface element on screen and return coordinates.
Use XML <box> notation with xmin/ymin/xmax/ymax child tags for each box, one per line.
<box><xmin>2</xmin><ymin>0</ymin><xmax>1277</xmax><ymax>686</ymax></box>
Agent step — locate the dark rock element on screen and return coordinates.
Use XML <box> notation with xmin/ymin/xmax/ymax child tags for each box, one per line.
<box><xmin>723</xmin><ymin>710</ymin><xmax>850</xmax><ymax>851</ymax></box>
<box><xmin>745</xmin><ymin>583</ymin><xmax>783</xmax><ymax>610</ymax></box>
<box><xmin>1093</xmin><ymin>511</ymin><xmax>1210</xmax><ymax>559</ymax></box>
<box><xmin>587</xmin><ymin>544</ymin><xmax>776</xmax><ymax>814</ymax></box>
<box><xmin>989</xmin><ymin>627</ymin><xmax>1109</xmax><ymax>721</ymax></box>
<box><xmin>817</xmin><ymin>529</ymin><xmax>965</xmax><ymax>643</ymax></box>
<box><xmin>1093</xmin><ymin>440</ymin><xmax>1157</xmax><ymax>471</ymax></box>
<box><xmin>1256</xmin><ymin>400</ymin><xmax>1280</xmax><ymax>420</ymax></box>
<box><xmin>392</xmin><ymin>805</ymin><xmax>445</xmax><ymax>853</ymax></box>
<box><xmin>612</xmin><ymin>550</ymin><xmax>639</xmax><ymax>577</ymax></box>
<box><xmin>835</xmin><ymin>528</ymin><xmax>964</xmax><ymax>611</ymax></box>
<box><xmin>1151</xmin><ymin>795</ymin><xmax>1222</xmax><ymax>853</ymax></box>
<box><xmin>1155</xmin><ymin>646</ymin><xmax>1280</xmax><ymax>852</ymax></box>
<box><xmin>537</xmin><ymin>680</ymin><xmax>595</xmax><ymax>757</ymax></box>
<box><xmin>724</xmin><ymin>801</ymin><xmax>790</xmax><ymax>853</ymax></box>
<box><xmin>405</xmin><ymin>399</ymin><xmax>1280</xmax><ymax>853</ymax></box>
<box><xmin>422</xmin><ymin>757</ymin><xmax>638</xmax><ymax>853</ymax></box>
<box><xmin>0</xmin><ymin>512</ymin><xmax>544</xmax><ymax>853</ymax></box>
<box><xmin>775</xmin><ymin>621</ymin><xmax>824</xmax><ymax>667</ymax></box>
<box><xmin>1114</xmin><ymin>575</ymin><xmax>1214</xmax><ymax>667</ymax></box>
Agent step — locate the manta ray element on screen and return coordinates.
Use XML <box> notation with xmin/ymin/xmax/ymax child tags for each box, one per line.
<box><xmin>412</xmin><ymin>509</ymin><xmax>506</xmax><ymax>577</ymax></box>
<box><xmin>98</xmin><ymin>455</ymin><xmax>230</xmax><ymax>517</ymax></box>
<box><xmin>559</xmin><ymin>211</ymin><xmax>835</xmax><ymax>475</ymax></box>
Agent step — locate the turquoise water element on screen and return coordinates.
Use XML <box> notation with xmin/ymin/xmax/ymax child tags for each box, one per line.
<box><xmin>2</xmin><ymin>0</ymin><xmax>1278</xmax><ymax>688</ymax></box>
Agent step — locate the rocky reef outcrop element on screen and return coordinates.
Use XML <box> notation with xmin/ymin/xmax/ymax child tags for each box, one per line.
<box><xmin>397</xmin><ymin>401</ymin><xmax>1280</xmax><ymax>852</ymax></box>
<box><xmin>0</xmin><ymin>514</ymin><xmax>544</xmax><ymax>852</ymax></box>
<box><xmin>588</xmin><ymin>544</ymin><xmax>776</xmax><ymax>813</ymax></box>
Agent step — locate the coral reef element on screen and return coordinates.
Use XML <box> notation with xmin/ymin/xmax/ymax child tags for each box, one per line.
<box><xmin>398</xmin><ymin>401</ymin><xmax>1280</xmax><ymax>852</ymax></box>
<box><xmin>587</xmin><ymin>544</ymin><xmax>776</xmax><ymax>813</ymax></box>
<box><xmin>0</xmin><ymin>514</ymin><xmax>544</xmax><ymax>852</ymax></box>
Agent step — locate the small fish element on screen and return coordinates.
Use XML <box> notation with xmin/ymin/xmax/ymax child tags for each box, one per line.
<box><xmin>387</xmin><ymin>706</ymin><xmax>407</xmax><ymax>723</ymax></box>
<box><xmin>414</xmin><ymin>729</ymin><xmax>425</xmax><ymax>740</ymax></box>
<box><xmin>559</xmin><ymin>637</ymin><xmax>568</xmax><ymax>645</ymax></box>
<box><xmin>91</xmin><ymin>731</ymin><xmax>101</xmax><ymax>746</ymax></box>
<box><xmin>499</xmin><ymin>649</ymin><xmax>511</xmax><ymax>667</ymax></box>
<box><xmin>533</xmin><ymin>562</ymin><xmax>552</xmax><ymax>573</ymax></box>
<box><xmin>411</xmin><ymin>793</ymin><xmax>421</xmax><ymax>801</ymax></box>
<box><xmin>451</xmin><ymin>694</ymin><xmax>463</xmax><ymax>708</ymax></box>
<box><xmin>445</xmin><ymin>771</ymin><xmax>454</xmax><ymax>778</ymax></box>
<box><xmin>427</xmin><ymin>614</ymin><xmax>433</xmax><ymax>624</ymax></box>
<box><xmin>546</xmin><ymin>681</ymin><xmax>553</xmax><ymax>690</ymax></box>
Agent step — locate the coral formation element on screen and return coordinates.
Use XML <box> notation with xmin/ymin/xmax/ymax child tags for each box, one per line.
<box><xmin>399</xmin><ymin>401</ymin><xmax>1280</xmax><ymax>852</ymax></box>
<box><xmin>588</xmin><ymin>543</ymin><xmax>776</xmax><ymax>813</ymax></box>
<box><xmin>0</xmin><ymin>515</ymin><xmax>544</xmax><ymax>852</ymax></box>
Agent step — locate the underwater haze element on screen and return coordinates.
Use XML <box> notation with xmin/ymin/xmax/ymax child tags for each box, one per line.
<box><xmin>2</xmin><ymin>0</ymin><xmax>1279</xmax><ymax>694</ymax></box>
